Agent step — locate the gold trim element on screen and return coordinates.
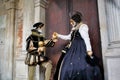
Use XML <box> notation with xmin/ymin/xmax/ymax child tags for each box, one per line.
<box><xmin>32</xmin><ymin>32</ymin><xmax>43</xmax><ymax>37</ymax></box>
<box><xmin>75</xmin><ymin>22</ymin><xmax>83</xmax><ymax>30</ymax></box>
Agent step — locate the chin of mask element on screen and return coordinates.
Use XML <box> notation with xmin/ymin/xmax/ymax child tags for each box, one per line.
<box><xmin>72</xmin><ymin>22</ymin><xmax>77</xmax><ymax>27</ymax></box>
<box><xmin>73</xmin><ymin>24</ymin><xmax>76</xmax><ymax>27</ymax></box>
<box><xmin>38</xmin><ymin>29</ymin><xmax>42</xmax><ymax>33</ymax></box>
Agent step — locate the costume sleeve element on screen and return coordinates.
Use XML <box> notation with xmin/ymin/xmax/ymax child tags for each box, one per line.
<box><xmin>26</xmin><ymin>36</ymin><xmax>37</xmax><ymax>52</ymax></box>
<box><xmin>57</xmin><ymin>31</ymin><xmax>72</xmax><ymax>40</ymax></box>
<box><xmin>79</xmin><ymin>24</ymin><xmax>92</xmax><ymax>51</ymax></box>
<box><xmin>44</xmin><ymin>39</ymin><xmax>55</xmax><ymax>47</ymax></box>
<box><xmin>26</xmin><ymin>36</ymin><xmax>31</xmax><ymax>51</ymax></box>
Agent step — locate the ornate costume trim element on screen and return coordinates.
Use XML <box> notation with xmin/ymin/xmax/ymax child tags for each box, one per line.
<box><xmin>32</xmin><ymin>32</ymin><xmax>43</xmax><ymax>37</ymax></box>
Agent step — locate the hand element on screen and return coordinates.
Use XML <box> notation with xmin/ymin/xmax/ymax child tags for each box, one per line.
<box><xmin>52</xmin><ymin>32</ymin><xmax>58</xmax><ymax>39</ymax></box>
<box><xmin>37</xmin><ymin>47</ymin><xmax>45</xmax><ymax>53</ymax></box>
<box><xmin>52</xmin><ymin>32</ymin><xmax>58</xmax><ymax>42</ymax></box>
<box><xmin>44</xmin><ymin>40</ymin><xmax>49</xmax><ymax>45</ymax></box>
<box><xmin>87</xmin><ymin>51</ymin><xmax>93</xmax><ymax>57</ymax></box>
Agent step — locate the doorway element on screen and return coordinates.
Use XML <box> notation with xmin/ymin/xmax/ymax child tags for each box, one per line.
<box><xmin>46</xmin><ymin>0</ymin><xmax>104</xmax><ymax>79</ymax></box>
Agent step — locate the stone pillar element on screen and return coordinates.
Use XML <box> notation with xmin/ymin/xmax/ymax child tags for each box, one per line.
<box><xmin>34</xmin><ymin>0</ymin><xmax>48</xmax><ymax>80</ymax></box>
<box><xmin>101</xmin><ymin>0</ymin><xmax>120</xmax><ymax>80</ymax></box>
<box><xmin>105</xmin><ymin>0</ymin><xmax>120</xmax><ymax>43</ymax></box>
<box><xmin>22</xmin><ymin>0</ymin><xmax>34</xmax><ymax>51</ymax></box>
<box><xmin>97</xmin><ymin>0</ymin><xmax>108</xmax><ymax>79</ymax></box>
<box><xmin>3</xmin><ymin>0</ymin><xmax>15</xmax><ymax>80</ymax></box>
<box><xmin>15</xmin><ymin>0</ymin><xmax>35</xmax><ymax>80</ymax></box>
<box><xmin>34</xmin><ymin>0</ymin><xmax>48</xmax><ymax>35</ymax></box>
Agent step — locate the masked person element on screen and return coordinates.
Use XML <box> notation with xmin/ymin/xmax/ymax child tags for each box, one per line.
<box><xmin>25</xmin><ymin>22</ymin><xmax>56</xmax><ymax>80</ymax></box>
<box><xmin>52</xmin><ymin>12</ymin><xmax>102</xmax><ymax>80</ymax></box>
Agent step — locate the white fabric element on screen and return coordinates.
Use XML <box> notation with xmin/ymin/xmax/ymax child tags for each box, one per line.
<box><xmin>58</xmin><ymin>24</ymin><xmax>92</xmax><ymax>51</ymax></box>
<box><xmin>38</xmin><ymin>29</ymin><xmax>42</xmax><ymax>33</ymax></box>
<box><xmin>57</xmin><ymin>31</ymin><xmax>72</xmax><ymax>40</ymax></box>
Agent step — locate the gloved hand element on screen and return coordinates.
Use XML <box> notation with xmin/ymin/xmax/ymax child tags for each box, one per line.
<box><xmin>85</xmin><ymin>54</ymin><xmax>99</xmax><ymax>66</ymax></box>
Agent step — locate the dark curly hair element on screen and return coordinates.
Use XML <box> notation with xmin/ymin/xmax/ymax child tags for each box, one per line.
<box><xmin>71</xmin><ymin>12</ymin><xmax>82</xmax><ymax>23</ymax></box>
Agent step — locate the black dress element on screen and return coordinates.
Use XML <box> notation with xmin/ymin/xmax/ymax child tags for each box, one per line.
<box><xmin>54</xmin><ymin>30</ymin><xmax>102</xmax><ymax>80</ymax></box>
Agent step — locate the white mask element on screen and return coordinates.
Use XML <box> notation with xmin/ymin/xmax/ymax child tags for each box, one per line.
<box><xmin>38</xmin><ymin>29</ymin><xmax>42</xmax><ymax>33</ymax></box>
<box><xmin>72</xmin><ymin>23</ymin><xmax>76</xmax><ymax>27</ymax></box>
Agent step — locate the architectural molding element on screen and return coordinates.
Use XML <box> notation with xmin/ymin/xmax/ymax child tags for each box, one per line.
<box><xmin>35</xmin><ymin>0</ymin><xmax>49</xmax><ymax>8</ymax></box>
<box><xmin>108</xmin><ymin>41</ymin><xmax>120</xmax><ymax>49</ymax></box>
<box><xmin>98</xmin><ymin>0</ymin><xmax>120</xmax><ymax>80</ymax></box>
<box><xmin>2</xmin><ymin>0</ymin><xmax>16</xmax><ymax>80</ymax></box>
<box><xmin>105</xmin><ymin>0</ymin><xmax>120</xmax><ymax>43</ymax></box>
<box><xmin>4</xmin><ymin>0</ymin><xmax>15</xmax><ymax>10</ymax></box>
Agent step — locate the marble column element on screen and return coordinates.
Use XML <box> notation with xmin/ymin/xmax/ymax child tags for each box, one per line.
<box><xmin>34</xmin><ymin>0</ymin><xmax>48</xmax><ymax>35</ymax></box>
<box><xmin>103</xmin><ymin>0</ymin><xmax>120</xmax><ymax>80</ymax></box>
<box><xmin>34</xmin><ymin>0</ymin><xmax>49</xmax><ymax>80</ymax></box>
<box><xmin>22</xmin><ymin>0</ymin><xmax>34</xmax><ymax>51</ymax></box>
<box><xmin>105</xmin><ymin>0</ymin><xmax>120</xmax><ymax>43</ymax></box>
<box><xmin>3</xmin><ymin>0</ymin><xmax>15</xmax><ymax>80</ymax></box>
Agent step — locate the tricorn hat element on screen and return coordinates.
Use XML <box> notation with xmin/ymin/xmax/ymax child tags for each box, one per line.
<box><xmin>33</xmin><ymin>22</ymin><xmax>44</xmax><ymax>28</ymax></box>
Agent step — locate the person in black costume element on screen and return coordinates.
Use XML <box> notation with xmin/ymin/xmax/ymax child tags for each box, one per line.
<box><xmin>25</xmin><ymin>22</ymin><xmax>56</xmax><ymax>80</ymax></box>
<box><xmin>52</xmin><ymin>12</ymin><xmax>102</xmax><ymax>80</ymax></box>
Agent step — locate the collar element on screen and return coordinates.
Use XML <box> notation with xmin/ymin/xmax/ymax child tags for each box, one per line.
<box><xmin>72</xmin><ymin>22</ymin><xmax>83</xmax><ymax>31</ymax></box>
<box><xmin>31</xmin><ymin>29</ymin><xmax>43</xmax><ymax>37</ymax></box>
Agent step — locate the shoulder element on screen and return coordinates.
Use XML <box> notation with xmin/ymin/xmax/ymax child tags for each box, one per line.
<box><xmin>79</xmin><ymin>23</ymin><xmax>89</xmax><ymax>31</ymax></box>
<box><xmin>26</xmin><ymin>35</ymin><xmax>32</xmax><ymax>41</ymax></box>
<box><xmin>81</xmin><ymin>23</ymin><xmax>88</xmax><ymax>28</ymax></box>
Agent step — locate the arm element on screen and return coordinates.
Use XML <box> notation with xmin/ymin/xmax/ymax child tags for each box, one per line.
<box><xmin>79</xmin><ymin>24</ymin><xmax>93</xmax><ymax>56</ymax></box>
<box><xmin>44</xmin><ymin>39</ymin><xmax>55</xmax><ymax>47</ymax></box>
<box><xmin>26</xmin><ymin>36</ymin><xmax>37</xmax><ymax>52</ymax></box>
<box><xmin>57</xmin><ymin>31</ymin><xmax>72</xmax><ymax>40</ymax></box>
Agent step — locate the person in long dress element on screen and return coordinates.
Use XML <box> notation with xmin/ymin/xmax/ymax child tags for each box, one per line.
<box><xmin>52</xmin><ymin>12</ymin><xmax>102</xmax><ymax>80</ymax></box>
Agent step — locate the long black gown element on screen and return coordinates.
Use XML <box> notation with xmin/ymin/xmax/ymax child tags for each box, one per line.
<box><xmin>54</xmin><ymin>30</ymin><xmax>102</xmax><ymax>80</ymax></box>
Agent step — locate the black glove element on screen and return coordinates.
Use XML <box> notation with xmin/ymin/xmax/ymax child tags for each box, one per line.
<box><xmin>45</xmin><ymin>39</ymin><xmax>55</xmax><ymax>47</ymax></box>
<box><xmin>85</xmin><ymin>54</ymin><xmax>99</xmax><ymax>66</ymax></box>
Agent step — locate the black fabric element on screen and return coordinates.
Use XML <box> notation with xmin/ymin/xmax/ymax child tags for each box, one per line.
<box><xmin>45</xmin><ymin>39</ymin><xmax>55</xmax><ymax>47</ymax></box>
<box><xmin>37</xmin><ymin>55</ymin><xmax>49</xmax><ymax>65</ymax></box>
<box><xmin>26</xmin><ymin>36</ymin><xmax>31</xmax><ymax>51</ymax></box>
<box><xmin>71</xmin><ymin>12</ymin><xmax>82</xmax><ymax>23</ymax></box>
<box><xmin>26</xmin><ymin>29</ymin><xmax>45</xmax><ymax>49</ymax></box>
<box><xmin>25</xmin><ymin>29</ymin><xmax>48</xmax><ymax>66</ymax></box>
<box><xmin>33</xmin><ymin>22</ymin><xmax>44</xmax><ymax>28</ymax></box>
<box><xmin>25</xmin><ymin>52</ymin><xmax>38</xmax><ymax>66</ymax></box>
<box><xmin>53</xmin><ymin>48</ymin><xmax>67</xmax><ymax>80</ymax></box>
<box><xmin>54</xmin><ymin>43</ymin><xmax>71</xmax><ymax>80</ymax></box>
<box><xmin>85</xmin><ymin>54</ymin><xmax>99</xmax><ymax>66</ymax></box>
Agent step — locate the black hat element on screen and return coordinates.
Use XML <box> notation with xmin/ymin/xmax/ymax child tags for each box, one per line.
<box><xmin>71</xmin><ymin>12</ymin><xmax>82</xmax><ymax>23</ymax></box>
<box><xmin>33</xmin><ymin>22</ymin><xmax>44</xmax><ymax>28</ymax></box>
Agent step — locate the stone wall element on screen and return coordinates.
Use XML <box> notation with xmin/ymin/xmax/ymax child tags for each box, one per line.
<box><xmin>104</xmin><ymin>0</ymin><xmax>120</xmax><ymax>80</ymax></box>
<box><xmin>0</xmin><ymin>0</ymin><xmax>15</xmax><ymax>80</ymax></box>
<box><xmin>98</xmin><ymin>0</ymin><xmax>120</xmax><ymax>80</ymax></box>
